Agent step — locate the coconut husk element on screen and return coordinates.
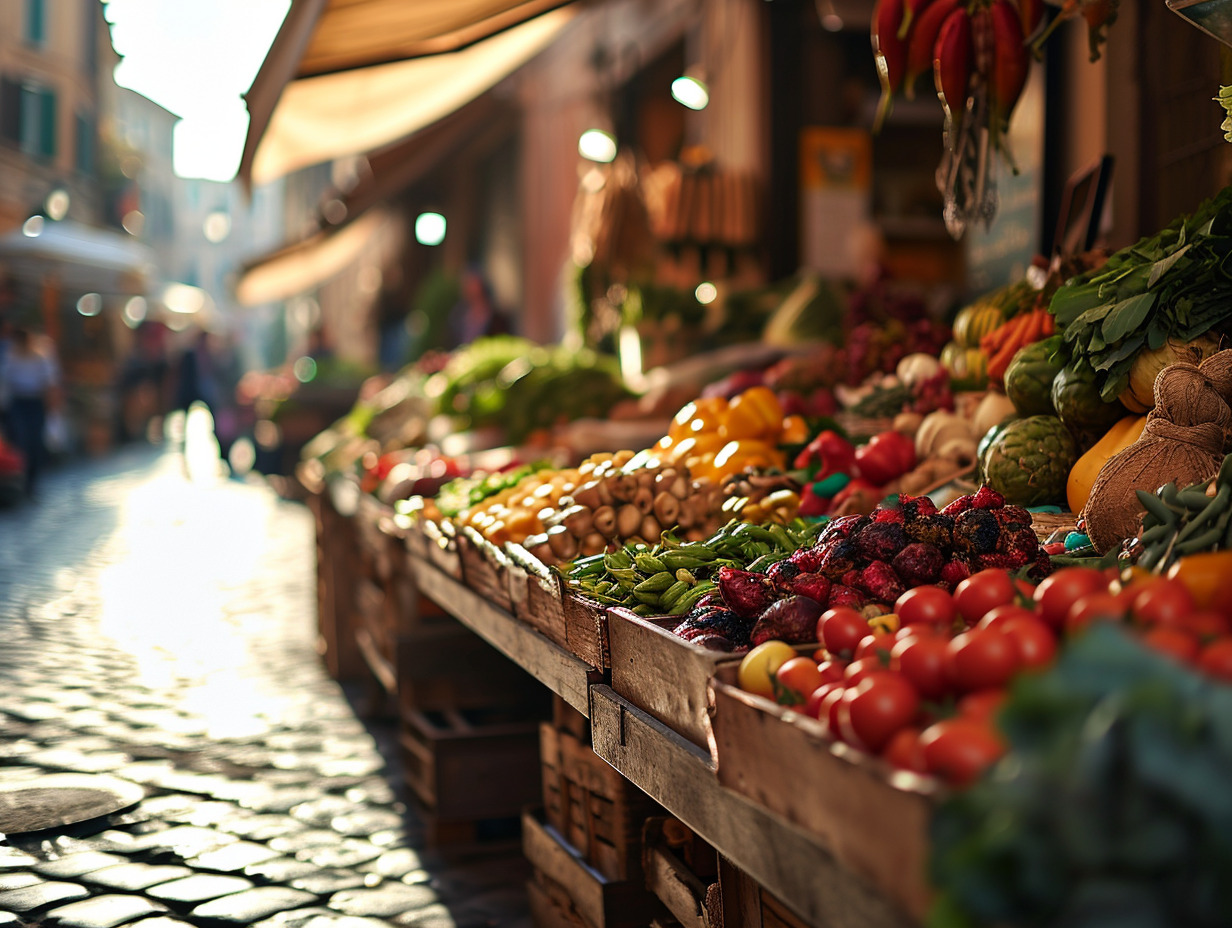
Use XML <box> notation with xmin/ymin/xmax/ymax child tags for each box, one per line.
<box><xmin>1082</xmin><ymin>362</ymin><xmax>1230</xmax><ymax>553</ymax></box>
<box><xmin>1199</xmin><ymin>350</ymin><xmax>1232</xmax><ymax>450</ymax></box>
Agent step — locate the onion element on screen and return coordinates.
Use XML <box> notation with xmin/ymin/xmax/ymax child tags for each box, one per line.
<box><xmin>1120</xmin><ymin>336</ymin><xmax>1221</xmax><ymax>412</ymax></box>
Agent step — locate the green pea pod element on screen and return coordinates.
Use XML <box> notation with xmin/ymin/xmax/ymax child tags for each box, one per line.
<box><xmin>670</xmin><ymin>580</ymin><xmax>717</xmax><ymax>615</ymax></box>
<box><xmin>633</xmin><ymin>571</ymin><xmax>675</xmax><ymax>594</ymax></box>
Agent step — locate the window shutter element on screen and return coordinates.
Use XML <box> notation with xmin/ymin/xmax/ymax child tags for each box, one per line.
<box><xmin>0</xmin><ymin>78</ymin><xmax>20</xmax><ymax>143</ymax></box>
<box><xmin>39</xmin><ymin>88</ymin><xmax>56</xmax><ymax>158</ymax></box>
<box><xmin>26</xmin><ymin>0</ymin><xmax>45</xmax><ymax>45</ymax></box>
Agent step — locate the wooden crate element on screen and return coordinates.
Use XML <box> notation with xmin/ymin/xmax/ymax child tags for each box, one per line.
<box><xmin>717</xmin><ymin>858</ymin><xmax>812</xmax><ymax>928</ymax></box>
<box><xmin>421</xmin><ymin>519</ymin><xmax>463</xmax><ymax>580</ymax></box>
<box><xmin>540</xmin><ymin>723</ymin><xmax>659</xmax><ymax>882</ymax></box>
<box><xmin>607</xmin><ymin>609</ymin><xmax>744</xmax><ymax>750</ymax></box>
<box><xmin>307</xmin><ymin>486</ymin><xmax>365</xmax><ymax>681</ymax></box>
<box><xmin>396</xmin><ymin>620</ymin><xmax>551</xmax><ymax>717</ymax></box>
<box><xmin>505</xmin><ymin>544</ymin><xmax>609</xmax><ymax>671</ymax></box>
<box><xmin>709</xmin><ymin>663</ymin><xmax>937</xmax><ymax>923</ymax></box>
<box><xmin>642</xmin><ymin>818</ymin><xmax>722</xmax><ymax>928</ymax></box>
<box><xmin>399</xmin><ymin>707</ymin><xmax>543</xmax><ymax>823</ymax></box>
<box><xmin>458</xmin><ymin>526</ymin><xmax>516</xmax><ymax>614</ymax></box>
<box><xmin>523</xmin><ymin>808</ymin><xmax>667</xmax><ymax>928</ymax></box>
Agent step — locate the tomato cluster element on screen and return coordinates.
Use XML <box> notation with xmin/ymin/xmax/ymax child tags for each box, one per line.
<box><xmin>744</xmin><ymin>559</ymin><xmax>1232</xmax><ymax>788</ymax></box>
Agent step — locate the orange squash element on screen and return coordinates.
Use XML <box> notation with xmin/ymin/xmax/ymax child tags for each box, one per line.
<box><xmin>1066</xmin><ymin>415</ymin><xmax>1148</xmax><ymax>514</ymax></box>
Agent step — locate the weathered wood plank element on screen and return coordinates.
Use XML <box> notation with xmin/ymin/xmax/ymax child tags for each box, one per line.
<box><xmin>410</xmin><ymin>558</ymin><xmax>597</xmax><ymax>717</ymax></box>
<box><xmin>589</xmin><ymin>686</ymin><xmax>916</xmax><ymax>928</ymax></box>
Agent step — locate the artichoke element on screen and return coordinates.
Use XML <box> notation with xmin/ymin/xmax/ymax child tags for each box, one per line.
<box><xmin>982</xmin><ymin>415</ymin><xmax>1077</xmax><ymax>508</ymax></box>
<box><xmin>1051</xmin><ymin>361</ymin><xmax>1129</xmax><ymax>452</ymax></box>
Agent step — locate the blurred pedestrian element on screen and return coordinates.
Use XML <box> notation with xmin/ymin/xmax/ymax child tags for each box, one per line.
<box><xmin>0</xmin><ymin>328</ymin><xmax>59</xmax><ymax>496</ymax></box>
<box><xmin>449</xmin><ymin>267</ymin><xmax>510</xmax><ymax>347</ymax></box>
<box><xmin>173</xmin><ymin>329</ymin><xmax>220</xmax><ymax>416</ymax></box>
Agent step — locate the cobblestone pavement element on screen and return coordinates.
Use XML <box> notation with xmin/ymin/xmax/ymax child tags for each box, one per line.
<box><xmin>0</xmin><ymin>445</ymin><xmax>533</xmax><ymax>928</ymax></box>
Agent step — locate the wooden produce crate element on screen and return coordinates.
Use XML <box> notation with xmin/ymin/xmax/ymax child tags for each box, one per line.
<box><xmin>507</xmin><ymin>544</ymin><xmax>610</xmax><ymax>671</ymax></box>
<box><xmin>709</xmin><ymin>663</ymin><xmax>937</xmax><ymax>923</ymax></box>
<box><xmin>641</xmin><ymin>818</ymin><xmax>722</xmax><ymax>928</ymax></box>
<box><xmin>717</xmin><ymin>858</ymin><xmax>812</xmax><ymax>928</ymax></box>
<box><xmin>524</xmin><ymin>808</ymin><xmax>667</xmax><ymax>928</ymax></box>
<box><xmin>421</xmin><ymin>519</ymin><xmax>463</xmax><ymax>580</ymax></box>
<box><xmin>396</xmin><ymin>620</ymin><xmax>551</xmax><ymax>718</ymax></box>
<box><xmin>458</xmin><ymin>526</ymin><xmax>515</xmax><ymax>614</ymax></box>
<box><xmin>400</xmin><ymin>706</ymin><xmax>544</xmax><ymax>826</ymax></box>
<box><xmin>307</xmin><ymin>483</ymin><xmax>365</xmax><ymax>681</ymax></box>
<box><xmin>607</xmin><ymin>609</ymin><xmax>744</xmax><ymax>750</ymax></box>
<box><xmin>540</xmin><ymin>723</ymin><xmax>659</xmax><ymax>883</ymax></box>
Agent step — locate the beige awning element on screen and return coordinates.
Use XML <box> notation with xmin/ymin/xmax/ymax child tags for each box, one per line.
<box><xmin>239</xmin><ymin>0</ymin><xmax>577</xmax><ymax>189</ymax></box>
<box><xmin>234</xmin><ymin>208</ymin><xmax>390</xmax><ymax>307</ymax></box>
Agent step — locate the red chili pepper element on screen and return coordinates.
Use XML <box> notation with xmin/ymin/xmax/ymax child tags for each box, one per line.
<box><xmin>933</xmin><ymin>6</ymin><xmax>972</xmax><ymax>123</ymax></box>
<box><xmin>904</xmin><ymin>0</ymin><xmax>961</xmax><ymax>100</ymax></box>
<box><xmin>897</xmin><ymin>0</ymin><xmax>937</xmax><ymax>40</ymax></box>
<box><xmin>1017</xmin><ymin>0</ymin><xmax>1045</xmax><ymax>39</ymax></box>
<box><xmin>872</xmin><ymin>0</ymin><xmax>908</xmax><ymax>131</ymax></box>
<box><xmin>989</xmin><ymin>0</ymin><xmax>1029</xmax><ymax>133</ymax></box>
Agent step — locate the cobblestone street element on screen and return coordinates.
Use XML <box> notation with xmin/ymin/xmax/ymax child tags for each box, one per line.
<box><xmin>0</xmin><ymin>445</ymin><xmax>532</xmax><ymax>928</ymax></box>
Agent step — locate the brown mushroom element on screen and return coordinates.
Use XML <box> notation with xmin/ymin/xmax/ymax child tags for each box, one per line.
<box><xmin>571</xmin><ymin>481</ymin><xmax>601</xmax><ymax>510</ymax></box>
<box><xmin>639</xmin><ymin>514</ymin><xmax>662</xmax><ymax>543</ymax></box>
<box><xmin>593</xmin><ymin>505</ymin><xmax>617</xmax><ymax>538</ymax></box>
<box><xmin>546</xmin><ymin>525</ymin><xmax>578</xmax><ymax>561</ymax></box>
<box><xmin>632</xmin><ymin>485</ymin><xmax>654</xmax><ymax>515</ymax></box>
<box><xmin>653</xmin><ymin>491</ymin><xmax>680</xmax><ymax>527</ymax></box>
<box><xmin>560</xmin><ymin>505</ymin><xmax>594</xmax><ymax>538</ymax></box>
<box><xmin>616</xmin><ymin>504</ymin><xmax>642</xmax><ymax>540</ymax></box>
<box><xmin>579</xmin><ymin>532</ymin><xmax>608</xmax><ymax>557</ymax></box>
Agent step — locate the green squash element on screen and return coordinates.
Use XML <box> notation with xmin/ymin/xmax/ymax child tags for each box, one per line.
<box><xmin>983</xmin><ymin>415</ymin><xmax>1077</xmax><ymax>508</ymax></box>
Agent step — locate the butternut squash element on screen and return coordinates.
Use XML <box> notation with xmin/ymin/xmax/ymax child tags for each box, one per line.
<box><xmin>1066</xmin><ymin>415</ymin><xmax>1148</xmax><ymax>514</ymax></box>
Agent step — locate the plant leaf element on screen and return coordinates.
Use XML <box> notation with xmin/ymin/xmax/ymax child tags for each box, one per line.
<box><xmin>1147</xmin><ymin>244</ymin><xmax>1192</xmax><ymax>289</ymax></box>
<box><xmin>1101</xmin><ymin>293</ymin><xmax>1158</xmax><ymax>342</ymax></box>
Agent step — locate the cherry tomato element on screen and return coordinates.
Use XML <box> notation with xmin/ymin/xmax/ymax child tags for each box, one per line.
<box><xmin>854</xmin><ymin>631</ymin><xmax>895</xmax><ymax>661</ymax></box>
<box><xmin>816</xmin><ymin>660</ymin><xmax>846</xmax><ymax>685</ymax></box>
<box><xmin>1033</xmin><ymin>567</ymin><xmax>1109</xmax><ymax>631</ymax></box>
<box><xmin>1179</xmin><ymin>610</ymin><xmax>1232</xmax><ymax>640</ymax></box>
<box><xmin>882</xmin><ymin>725</ymin><xmax>928</xmax><ymax>773</ymax></box>
<box><xmin>890</xmin><ymin>633</ymin><xmax>950</xmax><ymax>700</ymax></box>
<box><xmin>804</xmin><ymin>682</ymin><xmax>843</xmax><ymax>719</ymax></box>
<box><xmin>820</xmin><ymin>685</ymin><xmax>848</xmax><ymax>737</ymax></box>
<box><xmin>774</xmin><ymin>657</ymin><xmax>825</xmax><ymax>707</ymax></box>
<box><xmin>1014</xmin><ymin>578</ymin><xmax>1036</xmax><ymax>600</ymax></box>
<box><xmin>895</xmin><ymin>623</ymin><xmax>933</xmax><ymax>641</ymax></box>
<box><xmin>1001</xmin><ymin>615</ymin><xmax>1057</xmax><ymax>669</ymax></box>
<box><xmin>945</xmin><ymin>627</ymin><xmax>1020</xmax><ymax>692</ymax></box>
<box><xmin>737</xmin><ymin>640</ymin><xmax>799</xmax><ymax>698</ymax></box>
<box><xmin>1131</xmin><ymin>578</ymin><xmax>1196</xmax><ymax>628</ymax></box>
<box><xmin>895</xmin><ymin>586</ymin><xmax>958</xmax><ymax>629</ymax></box>
<box><xmin>1197</xmin><ymin>638</ymin><xmax>1232</xmax><ymax>683</ymax></box>
<box><xmin>976</xmin><ymin>603</ymin><xmax>1037</xmax><ymax>631</ymax></box>
<box><xmin>837</xmin><ymin>671</ymin><xmax>921</xmax><ymax>752</ymax></box>
<box><xmin>843</xmin><ymin>655</ymin><xmax>883</xmax><ymax>686</ymax></box>
<box><xmin>1166</xmin><ymin>551</ymin><xmax>1232</xmax><ymax>616</ymax></box>
<box><xmin>1141</xmin><ymin>625</ymin><xmax>1200</xmax><ymax>664</ymax></box>
<box><xmin>818</xmin><ymin>607</ymin><xmax>869</xmax><ymax>659</ymax></box>
<box><xmin>813</xmin><ymin>648</ymin><xmax>829</xmax><ymax>663</ymax></box>
<box><xmin>920</xmin><ymin>718</ymin><xmax>1005</xmax><ymax>787</ymax></box>
<box><xmin>953</xmin><ymin>569</ymin><xmax>1017</xmax><ymax>626</ymax></box>
<box><xmin>957</xmin><ymin>688</ymin><xmax>1007</xmax><ymax>722</ymax></box>
<box><xmin>1066</xmin><ymin>591</ymin><xmax>1126</xmax><ymax>634</ymax></box>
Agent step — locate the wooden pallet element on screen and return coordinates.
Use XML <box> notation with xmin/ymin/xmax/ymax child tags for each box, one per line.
<box><xmin>308</xmin><ymin>486</ymin><xmax>365</xmax><ymax>681</ymax></box>
<box><xmin>399</xmin><ymin>706</ymin><xmax>543</xmax><ymax>825</ymax></box>
<box><xmin>541</xmin><ymin>723</ymin><xmax>659</xmax><ymax>883</ymax></box>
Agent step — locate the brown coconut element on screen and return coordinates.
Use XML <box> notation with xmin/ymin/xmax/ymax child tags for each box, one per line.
<box><xmin>1200</xmin><ymin>349</ymin><xmax>1232</xmax><ymax>450</ymax></box>
<box><xmin>1082</xmin><ymin>362</ymin><xmax>1230</xmax><ymax>553</ymax></box>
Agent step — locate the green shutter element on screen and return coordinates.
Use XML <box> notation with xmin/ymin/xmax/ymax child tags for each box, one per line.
<box><xmin>39</xmin><ymin>88</ymin><xmax>55</xmax><ymax>158</ymax></box>
<box><xmin>26</xmin><ymin>0</ymin><xmax>45</xmax><ymax>45</ymax></box>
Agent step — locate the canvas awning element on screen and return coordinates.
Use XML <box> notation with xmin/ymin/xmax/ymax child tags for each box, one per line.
<box><xmin>234</xmin><ymin>208</ymin><xmax>391</xmax><ymax>307</ymax></box>
<box><xmin>239</xmin><ymin>0</ymin><xmax>578</xmax><ymax>189</ymax></box>
<box><xmin>0</xmin><ymin>220</ymin><xmax>154</xmax><ymax>294</ymax></box>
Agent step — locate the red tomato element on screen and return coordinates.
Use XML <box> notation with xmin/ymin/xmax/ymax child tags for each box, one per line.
<box><xmin>1132</xmin><ymin>578</ymin><xmax>1197</xmax><ymax>628</ymax></box>
<box><xmin>818</xmin><ymin>607</ymin><xmax>869</xmax><ymax>658</ymax></box>
<box><xmin>775</xmin><ymin>657</ymin><xmax>825</xmax><ymax>706</ymax></box>
<box><xmin>882</xmin><ymin>725</ymin><xmax>928</xmax><ymax>773</ymax></box>
<box><xmin>1014</xmin><ymin>578</ymin><xmax>1036</xmax><ymax>600</ymax></box>
<box><xmin>953</xmin><ymin>569</ymin><xmax>1018</xmax><ymax>626</ymax></box>
<box><xmin>895</xmin><ymin>623</ymin><xmax>934</xmax><ymax>641</ymax></box>
<box><xmin>837</xmin><ymin>671</ymin><xmax>921</xmax><ymax>752</ymax></box>
<box><xmin>854</xmin><ymin>631</ymin><xmax>895</xmax><ymax>661</ymax></box>
<box><xmin>820</xmin><ymin>685</ymin><xmax>848</xmax><ymax>737</ymax></box>
<box><xmin>890</xmin><ymin>633</ymin><xmax>950</xmax><ymax>700</ymax></box>
<box><xmin>1033</xmin><ymin>567</ymin><xmax>1109</xmax><ymax>631</ymax></box>
<box><xmin>816</xmin><ymin>660</ymin><xmax>846</xmax><ymax>684</ymax></box>
<box><xmin>957</xmin><ymin>688</ymin><xmax>1007</xmax><ymax>722</ymax></box>
<box><xmin>843</xmin><ymin>655</ymin><xmax>883</xmax><ymax>686</ymax></box>
<box><xmin>1179</xmin><ymin>611</ymin><xmax>1232</xmax><ymax>640</ymax></box>
<box><xmin>1141</xmin><ymin>626</ymin><xmax>1200</xmax><ymax>664</ymax></box>
<box><xmin>812</xmin><ymin>648</ymin><xmax>829</xmax><ymax>663</ymax></box>
<box><xmin>920</xmin><ymin>718</ymin><xmax>1005</xmax><ymax>787</ymax></box>
<box><xmin>945</xmin><ymin>627</ymin><xmax>1020</xmax><ymax>691</ymax></box>
<box><xmin>1197</xmin><ymin>638</ymin><xmax>1232</xmax><ymax>683</ymax></box>
<box><xmin>895</xmin><ymin>586</ymin><xmax>958</xmax><ymax>629</ymax></box>
<box><xmin>977</xmin><ymin>603</ymin><xmax>1037</xmax><ymax>631</ymax></box>
<box><xmin>804</xmin><ymin>682</ymin><xmax>843</xmax><ymax>719</ymax></box>
<box><xmin>1001</xmin><ymin>615</ymin><xmax>1057</xmax><ymax>669</ymax></box>
<box><xmin>1066</xmin><ymin>592</ymin><xmax>1126</xmax><ymax>634</ymax></box>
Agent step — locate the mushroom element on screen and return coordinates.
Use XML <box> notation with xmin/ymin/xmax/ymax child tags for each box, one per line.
<box><xmin>640</xmin><ymin>514</ymin><xmax>662</xmax><ymax>543</ymax></box>
<box><xmin>579</xmin><ymin>532</ymin><xmax>608</xmax><ymax>557</ymax></box>
<box><xmin>610</xmin><ymin>473</ymin><xmax>639</xmax><ymax>503</ymax></box>
<box><xmin>653</xmin><ymin>491</ymin><xmax>680</xmax><ymax>527</ymax></box>
<box><xmin>570</xmin><ymin>482</ymin><xmax>601</xmax><ymax>509</ymax></box>
<box><xmin>632</xmin><ymin>485</ymin><xmax>654</xmax><ymax>515</ymax></box>
<box><xmin>593</xmin><ymin>505</ymin><xmax>617</xmax><ymax>538</ymax></box>
<box><xmin>617</xmin><ymin>504</ymin><xmax>643</xmax><ymax>540</ymax></box>
<box><xmin>546</xmin><ymin>525</ymin><xmax>578</xmax><ymax>561</ymax></box>
<box><xmin>560</xmin><ymin>505</ymin><xmax>594</xmax><ymax>538</ymax></box>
